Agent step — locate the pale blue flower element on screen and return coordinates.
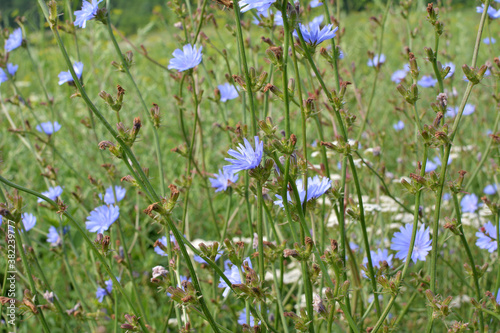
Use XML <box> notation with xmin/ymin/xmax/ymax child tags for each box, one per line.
<box><xmin>38</xmin><ymin>186</ymin><xmax>63</xmax><ymax>203</ymax></box>
<box><xmin>154</xmin><ymin>235</ymin><xmax>176</xmax><ymax>256</ymax></box>
<box><xmin>168</xmin><ymin>44</ymin><xmax>203</xmax><ymax>72</ymax></box>
<box><xmin>218</xmin><ymin>83</ymin><xmax>239</xmax><ymax>102</ymax></box>
<box><xmin>209</xmin><ymin>169</ymin><xmax>239</xmax><ymax>192</ymax></box>
<box><xmin>7</xmin><ymin>63</ymin><xmax>18</xmax><ymax>76</ymax></box>
<box><xmin>58</xmin><ymin>62</ymin><xmax>84</xmax><ymax>85</ymax></box>
<box><xmin>443</xmin><ymin>193</ymin><xmax>451</xmax><ymax>201</ymax></box>
<box><xmin>483</xmin><ymin>37</ymin><xmax>496</xmax><ymax>45</ymax></box>
<box><xmin>294</xmin><ymin>17</ymin><xmax>338</xmax><ymax>46</ymax></box>
<box><xmin>497</xmin><ymin>288</ymin><xmax>500</xmax><ymax>304</ymax></box>
<box><xmin>461</xmin><ymin>194</ymin><xmax>478</xmax><ymax>213</ymax></box>
<box><xmin>99</xmin><ymin>185</ymin><xmax>126</xmax><ymax>205</ymax></box>
<box><xmin>96</xmin><ymin>278</ymin><xmax>114</xmax><ymax>303</ymax></box>
<box><xmin>238</xmin><ymin>308</ymin><xmax>260</xmax><ymax>326</ymax></box>
<box><xmin>224</xmin><ymin>136</ymin><xmax>263</xmax><ymax>174</ymax></box>
<box><xmin>417</xmin><ymin>75</ymin><xmax>438</xmax><ymax>88</ymax></box>
<box><xmin>47</xmin><ymin>226</ymin><xmax>61</xmax><ymax>245</ymax></box>
<box><xmin>274</xmin><ymin>176</ymin><xmax>331</xmax><ymax>207</ymax></box>
<box><xmin>310</xmin><ymin>0</ymin><xmax>322</xmax><ymax>7</ymax></box>
<box><xmin>36</xmin><ymin>121</ymin><xmax>62</xmax><ymax>135</ymax></box>
<box><xmin>484</xmin><ymin>184</ymin><xmax>498</xmax><ymax>195</ymax></box>
<box><xmin>367</xmin><ymin>54</ymin><xmax>385</xmax><ymax>67</ymax></box>
<box><xmin>74</xmin><ymin>0</ymin><xmax>103</xmax><ymax>28</ymax></box>
<box><xmin>362</xmin><ymin>249</ymin><xmax>393</xmax><ymax>278</ymax></box>
<box><xmin>476</xmin><ymin>4</ymin><xmax>500</xmax><ymax>19</ymax></box>
<box><xmin>0</xmin><ymin>69</ymin><xmax>7</xmax><ymax>86</ymax></box>
<box><xmin>475</xmin><ymin>221</ymin><xmax>497</xmax><ymax>253</ymax></box>
<box><xmin>194</xmin><ymin>251</ymin><xmax>222</xmax><ymax>264</ymax></box>
<box><xmin>22</xmin><ymin>213</ymin><xmax>36</xmax><ymax>232</ymax></box>
<box><xmin>391</xmin><ymin>69</ymin><xmax>407</xmax><ymax>83</ymax></box>
<box><xmin>218</xmin><ymin>258</ymin><xmax>252</xmax><ymax>297</ymax></box>
<box><xmin>390</xmin><ymin>224</ymin><xmax>432</xmax><ymax>263</ymax></box>
<box><xmin>85</xmin><ymin>205</ymin><xmax>119</xmax><ymax>234</ymax></box>
<box><xmin>239</xmin><ymin>0</ymin><xmax>276</xmax><ymax>13</ymax></box>
<box><xmin>5</xmin><ymin>28</ymin><xmax>23</xmax><ymax>52</ymax></box>
<box><xmin>446</xmin><ymin>104</ymin><xmax>475</xmax><ymax>117</ymax></box>
<box><xmin>0</xmin><ymin>216</ymin><xmax>2</xmax><ymax>227</ymax></box>
<box><xmin>425</xmin><ymin>155</ymin><xmax>452</xmax><ymax>172</ymax></box>
<box><xmin>444</xmin><ymin>62</ymin><xmax>455</xmax><ymax>78</ymax></box>
<box><xmin>393</xmin><ymin>120</ymin><xmax>405</xmax><ymax>131</ymax></box>
<box><xmin>253</xmin><ymin>10</ymin><xmax>283</xmax><ymax>26</ymax></box>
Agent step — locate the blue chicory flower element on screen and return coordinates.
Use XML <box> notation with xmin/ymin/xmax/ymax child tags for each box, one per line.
<box><xmin>274</xmin><ymin>175</ymin><xmax>332</xmax><ymax>207</ymax></box>
<box><xmin>96</xmin><ymin>278</ymin><xmax>117</xmax><ymax>303</ymax></box>
<box><xmin>209</xmin><ymin>169</ymin><xmax>239</xmax><ymax>192</ymax></box>
<box><xmin>168</xmin><ymin>44</ymin><xmax>203</xmax><ymax>72</ymax></box>
<box><xmin>393</xmin><ymin>120</ymin><xmax>405</xmax><ymax>131</ymax></box>
<box><xmin>476</xmin><ymin>4</ymin><xmax>500</xmax><ymax>19</ymax></box>
<box><xmin>483</xmin><ymin>37</ymin><xmax>496</xmax><ymax>44</ymax></box>
<box><xmin>446</xmin><ymin>104</ymin><xmax>475</xmax><ymax>117</ymax></box>
<box><xmin>99</xmin><ymin>185</ymin><xmax>126</xmax><ymax>205</ymax></box>
<box><xmin>461</xmin><ymin>194</ymin><xmax>478</xmax><ymax>213</ymax></box>
<box><xmin>362</xmin><ymin>249</ymin><xmax>393</xmax><ymax>278</ymax></box>
<box><xmin>444</xmin><ymin>62</ymin><xmax>455</xmax><ymax>78</ymax></box>
<box><xmin>425</xmin><ymin>155</ymin><xmax>452</xmax><ymax>173</ymax></box>
<box><xmin>223</xmin><ymin>136</ymin><xmax>263</xmax><ymax>174</ymax></box>
<box><xmin>252</xmin><ymin>10</ymin><xmax>283</xmax><ymax>26</ymax></box>
<box><xmin>390</xmin><ymin>224</ymin><xmax>432</xmax><ymax>263</ymax></box>
<box><xmin>58</xmin><ymin>62</ymin><xmax>84</xmax><ymax>85</ymax></box>
<box><xmin>391</xmin><ymin>69</ymin><xmax>407</xmax><ymax>83</ymax></box>
<box><xmin>218</xmin><ymin>258</ymin><xmax>252</xmax><ymax>297</ymax></box>
<box><xmin>22</xmin><ymin>213</ymin><xmax>37</xmax><ymax>232</ymax></box>
<box><xmin>238</xmin><ymin>308</ymin><xmax>260</xmax><ymax>326</ymax></box>
<box><xmin>154</xmin><ymin>235</ymin><xmax>176</xmax><ymax>256</ymax></box>
<box><xmin>47</xmin><ymin>226</ymin><xmax>62</xmax><ymax>245</ymax></box>
<box><xmin>417</xmin><ymin>75</ymin><xmax>438</xmax><ymax>88</ymax></box>
<box><xmin>367</xmin><ymin>54</ymin><xmax>385</xmax><ymax>67</ymax></box>
<box><xmin>74</xmin><ymin>0</ymin><xmax>103</xmax><ymax>28</ymax></box>
<box><xmin>36</xmin><ymin>121</ymin><xmax>62</xmax><ymax>135</ymax></box>
<box><xmin>194</xmin><ymin>251</ymin><xmax>222</xmax><ymax>264</ymax></box>
<box><xmin>7</xmin><ymin>63</ymin><xmax>18</xmax><ymax>76</ymax></box>
<box><xmin>239</xmin><ymin>0</ymin><xmax>276</xmax><ymax>13</ymax></box>
<box><xmin>5</xmin><ymin>28</ymin><xmax>23</xmax><ymax>52</ymax></box>
<box><xmin>0</xmin><ymin>69</ymin><xmax>7</xmax><ymax>86</ymax></box>
<box><xmin>38</xmin><ymin>186</ymin><xmax>63</xmax><ymax>203</ymax></box>
<box><xmin>484</xmin><ymin>184</ymin><xmax>498</xmax><ymax>195</ymax></box>
<box><xmin>218</xmin><ymin>83</ymin><xmax>239</xmax><ymax>102</ymax></box>
<box><xmin>85</xmin><ymin>205</ymin><xmax>120</xmax><ymax>234</ymax></box>
<box><xmin>294</xmin><ymin>18</ymin><xmax>338</xmax><ymax>46</ymax></box>
<box><xmin>475</xmin><ymin>221</ymin><xmax>498</xmax><ymax>253</ymax></box>
<box><xmin>310</xmin><ymin>0</ymin><xmax>322</xmax><ymax>7</ymax></box>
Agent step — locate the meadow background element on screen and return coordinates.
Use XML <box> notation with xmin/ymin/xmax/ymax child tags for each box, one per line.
<box><xmin>0</xmin><ymin>0</ymin><xmax>499</xmax><ymax>332</ymax></box>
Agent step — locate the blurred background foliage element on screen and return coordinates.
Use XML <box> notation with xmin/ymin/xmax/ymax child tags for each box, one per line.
<box><xmin>0</xmin><ymin>0</ymin><xmax>480</xmax><ymax>34</ymax></box>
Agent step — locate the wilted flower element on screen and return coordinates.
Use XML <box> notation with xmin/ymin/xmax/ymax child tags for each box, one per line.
<box><xmin>99</xmin><ymin>185</ymin><xmax>126</xmax><ymax>205</ymax></box>
<box><xmin>151</xmin><ymin>266</ymin><xmax>168</xmax><ymax>279</ymax></box>
<box><xmin>85</xmin><ymin>205</ymin><xmax>120</xmax><ymax>234</ymax></box>
<box><xmin>168</xmin><ymin>44</ymin><xmax>203</xmax><ymax>72</ymax></box>
<box><xmin>36</xmin><ymin>121</ymin><xmax>62</xmax><ymax>135</ymax></box>
<box><xmin>5</xmin><ymin>28</ymin><xmax>23</xmax><ymax>52</ymax></box>
<box><xmin>475</xmin><ymin>221</ymin><xmax>498</xmax><ymax>253</ymax></box>
<box><xmin>217</xmin><ymin>83</ymin><xmax>239</xmax><ymax>102</ymax></box>
<box><xmin>239</xmin><ymin>0</ymin><xmax>276</xmax><ymax>13</ymax></box>
<box><xmin>22</xmin><ymin>213</ymin><xmax>37</xmax><ymax>232</ymax></box>
<box><xmin>223</xmin><ymin>136</ymin><xmax>263</xmax><ymax>174</ymax></box>
<box><xmin>209</xmin><ymin>169</ymin><xmax>239</xmax><ymax>192</ymax></box>
<box><xmin>460</xmin><ymin>194</ymin><xmax>478</xmax><ymax>213</ymax></box>
<box><xmin>74</xmin><ymin>0</ymin><xmax>103</xmax><ymax>28</ymax></box>
<box><xmin>58</xmin><ymin>62</ymin><xmax>84</xmax><ymax>85</ymax></box>
<box><xmin>367</xmin><ymin>54</ymin><xmax>386</xmax><ymax>67</ymax></box>
<box><xmin>393</xmin><ymin>120</ymin><xmax>405</xmax><ymax>131</ymax></box>
<box><xmin>38</xmin><ymin>186</ymin><xmax>63</xmax><ymax>203</ymax></box>
<box><xmin>417</xmin><ymin>75</ymin><xmax>438</xmax><ymax>88</ymax></box>
<box><xmin>96</xmin><ymin>278</ymin><xmax>114</xmax><ymax>303</ymax></box>
<box><xmin>390</xmin><ymin>224</ymin><xmax>432</xmax><ymax>263</ymax></box>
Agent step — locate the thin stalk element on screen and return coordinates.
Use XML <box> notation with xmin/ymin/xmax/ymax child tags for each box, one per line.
<box><xmin>256</xmin><ymin>179</ymin><xmax>267</xmax><ymax>322</ymax></box>
<box><xmin>281</xmin><ymin>0</ymin><xmax>291</xmax><ymax>136</ymax></box>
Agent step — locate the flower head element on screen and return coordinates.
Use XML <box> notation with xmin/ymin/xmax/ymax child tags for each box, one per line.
<box><xmin>391</xmin><ymin>69</ymin><xmax>407</xmax><ymax>83</ymax></box>
<box><xmin>99</xmin><ymin>185</ymin><xmax>126</xmax><ymax>205</ymax></box>
<box><xmin>274</xmin><ymin>176</ymin><xmax>331</xmax><ymax>207</ymax></box>
<box><xmin>5</xmin><ymin>28</ymin><xmax>23</xmax><ymax>52</ymax></box>
<box><xmin>74</xmin><ymin>0</ymin><xmax>103</xmax><ymax>28</ymax></box>
<box><xmin>367</xmin><ymin>54</ymin><xmax>385</xmax><ymax>67</ymax></box>
<box><xmin>446</xmin><ymin>104</ymin><xmax>475</xmax><ymax>117</ymax></box>
<box><xmin>96</xmin><ymin>278</ymin><xmax>114</xmax><ymax>303</ymax></box>
<box><xmin>58</xmin><ymin>62</ymin><xmax>84</xmax><ymax>85</ymax></box>
<box><xmin>0</xmin><ymin>69</ymin><xmax>7</xmax><ymax>86</ymax></box>
<box><xmin>483</xmin><ymin>37</ymin><xmax>496</xmax><ymax>45</ymax></box>
<box><xmin>218</xmin><ymin>258</ymin><xmax>252</xmax><ymax>297</ymax></box>
<box><xmin>484</xmin><ymin>184</ymin><xmax>498</xmax><ymax>195</ymax></box>
<box><xmin>223</xmin><ymin>136</ymin><xmax>263</xmax><ymax>174</ymax></box>
<box><xmin>239</xmin><ymin>0</ymin><xmax>276</xmax><ymax>13</ymax></box>
<box><xmin>47</xmin><ymin>226</ymin><xmax>62</xmax><ymax>246</ymax></box>
<box><xmin>7</xmin><ymin>63</ymin><xmax>18</xmax><ymax>77</ymax></box>
<box><xmin>36</xmin><ymin>121</ymin><xmax>62</xmax><ymax>135</ymax></box>
<box><xmin>310</xmin><ymin>0</ymin><xmax>322</xmax><ymax>7</ymax></box>
<box><xmin>154</xmin><ymin>235</ymin><xmax>176</xmax><ymax>256</ymax></box>
<box><xmin>425</xmin><ymin>155</ymin><xmax>452</xmax><ymax>173</ymax></box>
<box><xmin>209</xmin><ymin>169</ymin><xmax>239</xmax><ymax>192</ymax></box>
<box><xmin>476</xmin><ymin>221</ymin><xmax>498</xmax><ymax>253</ymax></box>
<box><xmin>238</xmin><ymin>308</ymin><xmax>259</xmax><ymax>326</ymax></box>
<box><xmin>22</xmin><ymin>213</ymin><xmax>37</xmax><ymax>232</ymax></box>
<box><xmin>293</xmin><ymin>17</ymin><xmax>338</xmax><ymax>46</ymax></box>
<box><xmin>168</xmin><ymin>44</ymin><xmax>203</xmax><ymax>72</ymax></box>
<box><xmin>417</xmin><ymin>75</ymin><xmax>438</xmax><ymax>88</ymax></box>
<box><xmin>476</xmin><ymin>4</ymin><xmax>500</xmax><ymax>19</ymax></box>
<box><xmin>253</xmin><ymin>10</ymin><xmax>283</xmax><ymax>26</ymax></box>
<box><xmin>218</xmin><ymin>83</ymin><xmax>239</xmax><ymax>102</ymax></box>
<box><xmin>151</xmin><ymin>266</ymin><xmax>168</xmax><ymax>279</ymax></box>
<box><xmin>85</xmin><ymin>205</ymin><xmax>119</xmax><ymax>234</ymax></box>
<box><xmin>461</xmin><ymin>194</ymin><xmax>478</xmax><ymax>213</ymax></box>
<box><xmin>38</xmin><ymin>186</ymin><xmax>63</xmax><ymax>203</ymax></box>
<box><xmin>390</xmin><ymin>224</ymin><xmax>432</xmax><ymax>263</ymax></box>
<box><xmin>362</xmin><ymin>249</ymin><xmax>393</xmax><ymax>278</ymax></box>
<box><xmin>393</xmin><ymin>120</ymin><xmax>405</xmax><ymax>131</ymax></box>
